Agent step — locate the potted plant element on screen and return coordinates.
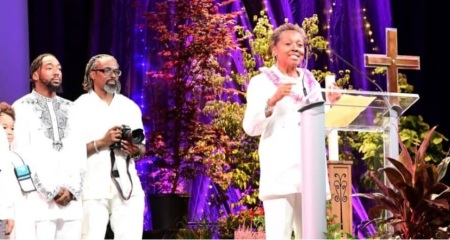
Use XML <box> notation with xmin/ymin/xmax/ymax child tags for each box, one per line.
<box><xmin>143</xmin><ymin>0</ymin><xmax>242</xmax><ymax>231</ymax></box>
<box><xmin>354</xmin><ymin>126</ymin><xmax>450</xmax><ymax>239</ymax></box>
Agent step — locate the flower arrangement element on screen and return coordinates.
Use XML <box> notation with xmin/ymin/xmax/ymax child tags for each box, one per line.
<box><xmin>234</xmin><ymin>225</ymin><xmax>266</xmax><ymax>240</ymax></box>
<box><xmin>217</xmin><ymin>206</ymin><xmax>265</xmax><ymax>239</ymax></box>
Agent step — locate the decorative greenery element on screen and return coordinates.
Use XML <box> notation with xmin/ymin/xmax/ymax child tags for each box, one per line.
<box><xmin>354</xmin><ymin>126</ymin><xmax>450</xmax><ymax>239</ymax></box>
<box><xmin>175</xmin><ymin>220</ymin><xmax>215</xmax><ymax>239</ymax></box>
<box><xmin>143</xmin><ymin>1</ymin><xmax>450</xmax><ymax>237</ymax></box>
<box><xmin>216</xmin><ymin>205</ymin><xmax>265</xmax><ymax>239</ymax></box>
<box><xmin>326</xmin><ymin>217</ymin><xmax>356</xmax><ymax>239</ymax></box>
<box><xmin>144</xmin><ymin>0</ymin><xmax>241</xmax><ymax>194</ymax></box>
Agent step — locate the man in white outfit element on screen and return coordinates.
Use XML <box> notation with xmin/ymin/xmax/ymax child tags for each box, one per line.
<box><xmin>12</xmin><ymin>53</ymin><xmax>87</xmax><ymax>240</ymax></box>
<box><xmin>73</xmin><ymin>54</ymin><xmax>145</xmax><ymax>240</ymax></box>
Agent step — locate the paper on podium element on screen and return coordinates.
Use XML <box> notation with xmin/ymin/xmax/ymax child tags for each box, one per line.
<box><xmin>325</xmin><ymin>94</ymin><xmax>376</xmax><ymax>128</ymax></box>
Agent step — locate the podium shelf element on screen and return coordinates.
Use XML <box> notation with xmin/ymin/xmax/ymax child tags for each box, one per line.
<box><xmin>320</xmin><ymin>89</ymin><xmax>419</xmax><ymax>132</ymax></box>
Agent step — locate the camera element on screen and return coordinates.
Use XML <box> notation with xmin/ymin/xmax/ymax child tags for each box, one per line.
<box><xmin>110</xmin><ymin>124</ymin><xmax>145</xmax><ymax>149</ymax></box>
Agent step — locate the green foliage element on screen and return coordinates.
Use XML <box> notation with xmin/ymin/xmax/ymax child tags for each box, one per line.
<box><xmin>301</xmin><ymin>14</ymin><xmax>328</xmax><ymax>51</ymax></box>
<box><xmin>175</xmin><ymin>220</ymin><xmax>214</xmax><ymax>239</ymax></box>
<box><xmin>175</xmin><ymin>228</ymin><xmax>213</xmax><ymax>239</ymax></box>
<box><xmin>325</xmin><ymin>221</ymin><xmax>356</xmax><ymax>239</ymax></box>
<box><xmin>325</xmin><ymin>201</ymin><xmax>358</xmax><ymax>239</ymax></box>
<box><xmin>144</xmin><ymin>0</ymin><xmax>241</xmax><ymax>194</ymax></box>
<box><xmin>143</xmin><ymin>0</ymin><xmax>267</xmax><ymax>210</ymax></box>
<box><xmin>354</xmin><ymin>126</ymin><xmax>450</xmax><ymax>239</ymax></box>
<box><xmin>249</xmin><ymin>12</ymin><xmax>274</xmax><ymax>68</ymax></box>
<box><xmin>400</xmin><ymin>115</ymin><xmax>448</xmax><ymax>163</ymax></box>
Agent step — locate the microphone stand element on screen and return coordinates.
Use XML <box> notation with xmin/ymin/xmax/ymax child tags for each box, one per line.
<box><xmin>299</xmin><ymin>46</ymin><xmax>327</xmax><ymax>239</ymax></box>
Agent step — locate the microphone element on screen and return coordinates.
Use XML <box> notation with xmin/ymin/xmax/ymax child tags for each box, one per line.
<box><xmin>302</xmin><ymin>46</ymin><xmax>311</xmax><ymax>103</ymax></box>
<box><xmin>311</xmin><ymin>47</ymin><xmax>385</xmax><ymax>93</ymax></box>
<box><xmin>311</xmin><ymin>47</ymin><xmax>400</xmax><ymax>113</ymax></box>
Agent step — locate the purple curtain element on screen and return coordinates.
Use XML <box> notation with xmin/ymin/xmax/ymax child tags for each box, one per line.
<box><xmin>0</xmin><ymin>0</ymin><xmax>29</xmax><ymax>103</ymax></box>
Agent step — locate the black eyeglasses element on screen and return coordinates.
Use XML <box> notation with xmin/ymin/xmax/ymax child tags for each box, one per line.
<box><xmin>91</xmin><ymin>67</ymin><xmax>122</xmax><ymax>76</ymax></box>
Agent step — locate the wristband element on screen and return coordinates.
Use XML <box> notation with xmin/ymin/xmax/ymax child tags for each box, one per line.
<box><xmin>265</xmin><ymin>99</ymin><xmax>274</xmax><ymax>115</ymax></box>
<box><xmin>93</xmin><ymin>140</ymin><xmax>100</xmax><ymax>153</ymax></box>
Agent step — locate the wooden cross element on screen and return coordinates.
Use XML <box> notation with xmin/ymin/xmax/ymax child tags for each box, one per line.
<box><xmin>364</xmin><ymin>28</ymin><xmax>420</xmax><ymax>93</ymax></box>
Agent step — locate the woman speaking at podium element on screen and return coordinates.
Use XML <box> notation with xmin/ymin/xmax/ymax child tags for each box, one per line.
<box><xmin>243</xmin><ymin>22</ymin><xmax>340</xmax><ymax>240</ymax></box>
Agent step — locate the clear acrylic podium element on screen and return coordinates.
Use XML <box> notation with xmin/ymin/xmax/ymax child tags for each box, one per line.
<box><xmin>299</xmin><ymin>88</ymin><xmax>419</xmax><ymax>238</ymax></box>
<box><xmin>321</xmin><ymin>88</ymin><xmax>419</xmax><ymax>132</ymax></box>
<box><xmin>320</xmin><ymin>88</ymin><xmax>419</xmax><ymax>235</ymax></box>
<box><xmin>321</xmin><ymin>88</ymin><xmax>419</xmax><ymax>170</ymax></box>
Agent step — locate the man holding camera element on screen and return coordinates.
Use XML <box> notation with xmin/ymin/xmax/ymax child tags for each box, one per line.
<box><xmin>73</xmin><ymin>54</ymin><xmax>146</xmax><ymax>240</ymax></box>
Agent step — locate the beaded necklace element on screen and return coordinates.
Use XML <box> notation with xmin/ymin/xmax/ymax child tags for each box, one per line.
<box><xmin>260</xmin><ymin>66</ymin><xmax>314</xmax><ymax>103</ymax></box>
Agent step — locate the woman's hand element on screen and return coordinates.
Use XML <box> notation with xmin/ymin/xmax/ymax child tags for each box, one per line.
<box><xmin>269</xmin><ymin>83</ymin><xmax>296</xmax><ymax>106</ymax></box>
<box><xmin>326</xmin><ymin>83</ymin><xmax>341</xmax><ymax>104</ymax></box>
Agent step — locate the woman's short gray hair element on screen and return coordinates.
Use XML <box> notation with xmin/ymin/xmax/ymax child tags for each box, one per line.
<box><xmin>269</xmin><ymin>23</ymin><xmax>307</xmax><ymax>55</ymax></box>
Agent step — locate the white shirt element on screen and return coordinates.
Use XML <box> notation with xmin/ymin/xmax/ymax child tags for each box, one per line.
<box><xmin>12</xmin><ymin>91</ymin><xmax>86</xmax><ymax>221</ymax></box>
<box><xmin>73</xmin><ymin>91</ymin><xmax>145</xmax><ymax>200</ymax></box>
<box><xmin>0</xmin><ymin>128</ymin><xmax>36</xmax><ymax>239</ymax></box>
<box><xmin>243</xmin><ymin>66</ymin><xmax>324</xmax><ymax>200</ymax></box>
<box><xmin>0</xmin><ymin>128</ymin><xmax>16</xmax><ymax>220</ymax></box>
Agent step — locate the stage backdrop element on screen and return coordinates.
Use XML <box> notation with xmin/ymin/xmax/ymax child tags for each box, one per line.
<box><xmin>0</xmin><ymin>0</ymin><xmax>29</xmax><ymax>103</ymax></box>
<box><xmin>3</xmin><ymin>0</ymin><xmax>448</xmax><ymax>235</ymax></box>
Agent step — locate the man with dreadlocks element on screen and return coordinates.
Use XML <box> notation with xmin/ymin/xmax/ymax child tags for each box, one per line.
<box><xmin>12</xmin><ymin>53</ymin><xmax>87</xmax><ymax>239</ymax></box>
<box><xmin>73</xmin><ymin>54</ymin><xmax>145</xmax><ymax>240</ymax></box>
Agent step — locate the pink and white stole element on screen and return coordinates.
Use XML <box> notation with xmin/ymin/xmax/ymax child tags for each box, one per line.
<box><xmin>260</xmin><ymin>67</ymin><xmax>316</xmax><ymax>103</ymax></box>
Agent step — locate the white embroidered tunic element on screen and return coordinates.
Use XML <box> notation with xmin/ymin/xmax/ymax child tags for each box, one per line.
<box><xmin>12</xmin><ymin>90</ymin><xmax>86</xmax><ymax>221</ymax></box>
<box><xmin>73</xmin><ymin>91</ymin><xmax>145</xmax><ymax>200</ymax></box>
<box><xmin>243</xmin><ymin>66</ymin><xmax>329</xmax><ymax>200</ymax></box>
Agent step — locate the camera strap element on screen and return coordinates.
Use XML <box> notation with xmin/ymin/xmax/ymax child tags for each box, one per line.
<box><xmin>109</xmin><ymin>149</ymin><xmax>133</xmax><ymax>200</ymax></box>
<box><xmin>10</xmin><ymin>151</ymin><xmax>36</xmax><ymax>193</ymax></box>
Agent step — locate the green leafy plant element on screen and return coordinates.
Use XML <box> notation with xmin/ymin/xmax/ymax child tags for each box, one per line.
<box><xmin>144</xmin><ymin>0</ymin><xmax>241</xmax><ymax>194</ymax></box>
<box><xmin>175</xmin><ymin>219</ymin><xmax>214</xmax><ymax>239</ymax></box>
<box><xmin>354</xmin><ymin>126</ymin><xmax>450</xmax><ymax>239</ymax></box>
<box><xmin>325</xmin><ymin>201</ymin><xmax>357</xmax><ymax>239</ymax></box>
